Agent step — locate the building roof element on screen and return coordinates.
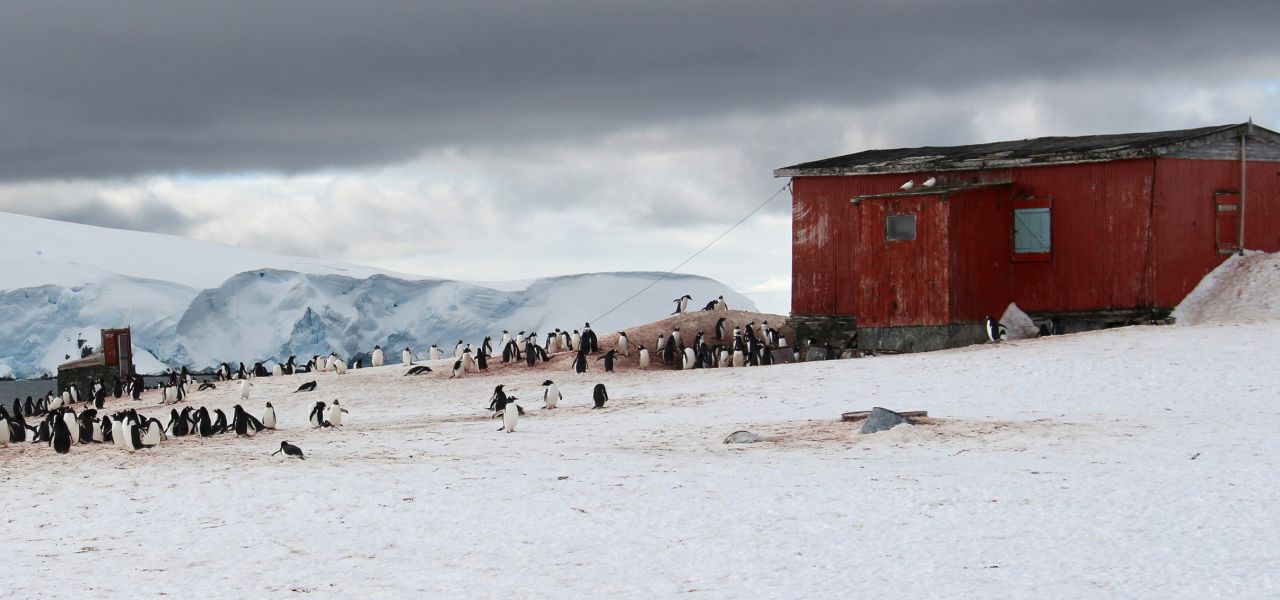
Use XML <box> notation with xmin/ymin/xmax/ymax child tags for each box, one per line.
<box><xmin>775</xmin><ymin>122</ymin><xmax>1280</xmax><ymax>177</ymax></box>
<box><xmin>58</xmin><ymin>352</ymin><xmax>105</xmax><ymax>371</ymax></box>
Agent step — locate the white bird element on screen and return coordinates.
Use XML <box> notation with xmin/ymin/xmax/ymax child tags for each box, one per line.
<box><xmin>922</xmin><ymin>177</ymin><xmax>937</xmax><ymax>188</ymax></box>
<box><xmin>403</xmin><ymin>347</ymin><xmax>414</xmax><ymax>365</ymax></box>
<box><xmin>239</xmin><ymin>380</ymin><xmax>252</xmax><ymax>400</ymax></box>
<box><xmin>503</xmin><ymin>400</ymin><xmax>518</xmax><ymax>433</ymax></box>
<box><xmin>899</xmin><ymin>179</ymin><xmax>915</xmax><ymax>191</ymax></box>
<box><xmin>638</xmin><ymin>347</ymin><xmax>650</xmax><ymax>370</ymax></box>
<box><xmin>333</xmin><ymin>358</ymin><xmax>348</xmax><ymax>375</ymax></box>
<box><xmin>371</xmin><ymin>346</ymin><xmax>385</xmax><ymax>367</ymax></box>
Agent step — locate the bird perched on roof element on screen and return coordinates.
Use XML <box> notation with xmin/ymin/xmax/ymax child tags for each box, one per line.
<box><xmin>922</xmin><ymin>177</ymin><xmax>937</xmax><ymax>188</ymax></box>
<box><xmin>899</xmin><ymin>179</ymin><xmax>915</xmax><ymax>191</ymax></box>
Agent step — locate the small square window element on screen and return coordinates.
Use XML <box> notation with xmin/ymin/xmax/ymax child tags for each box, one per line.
<box><xmin>1013</xmin><ymin>207</ymin><xmax>1051</xmax><ymax>253</ymax></box>
<box><xmin>885</xmin><ymin>214</ymin><xmax>916</xmax><ymax>241</ymax></box>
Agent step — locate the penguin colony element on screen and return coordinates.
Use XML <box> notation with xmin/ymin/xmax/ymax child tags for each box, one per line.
<box><xmin>1</xmin><ymin>293</ymin><xmax>824</xmax><ymax>454</ymax></box>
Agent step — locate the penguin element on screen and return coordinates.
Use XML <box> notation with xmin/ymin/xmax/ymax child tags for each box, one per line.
<box><xmin>984</xmin><ymin>315</ymin><xmax>1006</xmax><ymax>342</ymax></box>
<box><xmin>294</xmin><ymin>381</ymin><xmax>318</xmax><ymax>393</ymax></box>
<box><xmin>272</xmin><ymin>363</ymin><xmax>284</xmax><ymax>377</ymax></box>
<box><xmin>333</xmin><ymin>358</ymin><xmax>348</xmax><ymax>375</ymax></box>
<box><xmin>573</xmin><ymin>350</ymin><xmax>588</xmax><ymax>375</ymax></box>
<box><xmin>233</xmin><ymin>405</ymin><xmax>263</xmax><ymax>436</ymax></box>
<box><xmin>656</xmin><ymin>334</ymin><xmax>667</xmax><ymax>354</ymax></box>
<box><xmin>0</xmin><ymin>411</ymin><xmax>12</xmax><ymax>448</ymax></box>
<box><xmin>51</xmin><ymin>415</ymin><xmax>73</xmax><ymax>454</ymax></box>
<box><xmin>541</xmin><ymin>380</ymin><xmax>561</xmax><ymax>409</ymax></box>
<box><xmin>167</xmin><ymin>408</ymin><xmax>189</xmax><ymax>437</ymax></box>
<box><xmin>262</xmin><ymin>402</ymin><xmax>277</xmax><ymax>430</ymax></box>
<box><xmin>525</xmin><ymin>342</ymin><xmax>538</xmax><ymax>367</ymax></box>
<box><xmin>701</xmin><ymin>298</ymin><xmax>717</xmax><ymax>311</ymax></box>
<box><xmin>62</xmin><ymin>409</ymin><xmax>78</xmax><ymax>445</ymax></box>
<box><xmin>253</xmin><ymin>362</ymin><xmax>269</xmax><ymax>377</ymax></box>
<box><xmin>69</xmin><ymin>384</ymin><xmax>80</xmax><ymax>404</ymax></box>
<box><xmin>502</xmin><ymin>398</ymin><xmax>518</xmax><ymax>433</ymax></box>
<box><xmin>638</xmin><ymin>345</ymin><xmax>650</xmax><ymax>370</ymax></box>
<box><xmin>212</xmin><ymin>409</ymin><xmax>229</xmax><ymax>434</ymax></box>
<box><xmin>405</xmin><ymin>365</ymin><xmax>432</xmax><ymax>376</ymax></box>
<box><xmin>489</xmin><ymin>384</ymin><xmax>508</xmax><ymax>414</ymax></box>
<box><xmin>592</xmin><ymin>384</ymin><xmax>608</xmax><ymax>409</ymax></box>
<box><xmin>112</xmin><ymin>377</ymin><xmax>123</xmax><ymax>398</ymax></box>
<box><xmin>499</xmin><ymin>331</ymin><xmax>511</xmax><ymax>352</ymax></box>
<box><xmin>716</xmin><ymin>294</ymin><xmax>727</xmax><ymax>311</ymax></box>
<box><xmin>371</xmin><ymin>345</ymin><xmax>385</xmax><ymax>367</ymax></box>
<box><xmin>476</xmin><ymin>347</ymin><xmax>489</xmax><ymax>371</ymax></box>
<box><xmin>326</xmin><ymin>353</ymin><xmax>340</xmax><ymax>372</ymax></box>
<box><xmin>234</xmin><ymin>379</ymin><xmax>250</xmax><ymax>401</ymax></box>
<box><xmin>662</xmin><ymin>343</ymin><xmax>676</xmax><ymax>366</ymax></box>
<box><xmin>453</xmin><ymin>340</ymin><xmax>464</xmax><ymax>359</ymax></box>
<box><xmin>403</xmin><ymin>347</ymin><xmax>414</xmax><ymax>365</ymax></box>
<box><xmin>77</xmin><ymin>409</ymin><xmax>97</xmax><ymax>443</ymax></box>
<box><xmin>142</xmin><ymin>418</ymin><xmax>165</xmax><ymax>446</ymax></box>
<box><xmin>715</xmin><ymin>317</ymin><xmax>727</xmax><ymax>341</ymax></box>
<box><xmin>450</xmin><ymin>359</ymin><xmax>464</xmax><ymax>379</ymax></box>
<box><xmin>462</xmin><ymin>347</ymin><xmax>476</xmax><ymax>371</ymax></box>
<box><xmin>309</xmin><ymin>402</ymin><xmax>330</xmax><ymax>428</ymax></box>
<box><xmin>671</xmin><ymin>294</ymin><xmax>691</xmax><ymax>315</ymax></box>
<box><xmin>583</xmin><ymin>324</ymin><xmax>599</xmax><ymax>353</ymax></box>
<box><xmin>427</xmin><ymin>345</ymin><xmax>441</xmax><ymax>361</ymax></box>
<box><xmin>683</xmin><ymin>347</ymin><xmax>696</xmax><ymax>370</ymax></box>
<box><xmin>272</xmin><ymin>441</ymin><xmax>305</xmax><ymax>460</ymax></box>
<box><xmin>732</xmin><ymin>349</ymin><xmax>745</xmax><ymax>368</ymax></box>
<box><xmin>571</xmin><ymin>330</ymin><xmax>581</xmax><ymax>353</ymax></box>
<box><xmin>617</xmin><ymin>332</ymin><xmax>630</xmax><ymax>357</ymax></box>
<box><xmin>596</xmin><ymin>349</ymin><xmax>617</xmax><ymax>372</ymax></box>
<box><xmin>328</xmin><ymin>400</ymin><xmax>349</xmax><ymax>427</ymax></box>
<box><xmin>237</xmin><ymin>362</ymin><xmax>248</xmax><ymax>380</ymax></box>
<box><xmin>285</xmin><ymin>355</ymin><xmax>297</xmax><ymax>375</ymax></box>
<box><xmin>198</xmin><ymin>382</ymin><xmax>216</xmax><ymax>391</ymax></box>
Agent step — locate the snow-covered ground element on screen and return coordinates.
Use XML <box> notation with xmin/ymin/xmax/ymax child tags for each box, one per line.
<box><xmin>3</xmin><ymin>319</ymin><xmax>1278</xmax><ymax>598</ymax></box>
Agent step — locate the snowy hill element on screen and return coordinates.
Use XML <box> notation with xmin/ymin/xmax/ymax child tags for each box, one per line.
<box><xmin>1172</xmin><ymin>251</ymin><xmax>1280</xmax><ymax>325</ymax></box>
<box><xmin>0</xmin><ymin>212</ymin><xmax>753</xmax><ymax>376</ymax></box>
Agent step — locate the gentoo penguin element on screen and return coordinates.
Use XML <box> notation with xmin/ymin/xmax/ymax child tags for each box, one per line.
<box><xmin>212</xmin><ymin>409</ymin><xmax>229</xmax><ymax>434</ymax></box>
<box><xmin>462</xmin><ymin>347</ymin><xmax>476</xmax><ymax>371</ymax></box>
<box><xmin>253</xmin><ymin>362</ymin><xmax>270</xmax><ymax>377</ymax></box>
<box><xmin>198</xmin><ymin>382</ymin><xmax>216</xmax><ymax>391</ymax></box>
<box><xmin>671</xmin><ymin>294</ymin><xmax>691</xmax><ymax>315</ymax></box>
<box><xmin>232</xmin><ymin>405</ymin><xmax>264</xmax><ymax>436</ymax></box>
<box><xmin>309</xmin><ymin>402</ymin><xmax>330</xmax><ymax>428</ymax></box>
<box><xmin>167</xmin><ymin>408</ymin><xmax>188</xmax><ymax>437</ymax></box>
<box><xmin>112</xmin><ymin>377</ymin><xmax>123</xmax><ymax>398</ymax></box>
<box><xmin>0</xmin><ymin>412</ymin><xmax>11</xmax><ymax>448</ymax></box>
<box><xmin>525</xmin><ymin>342</ymin><xmax>538</xmax><ymax>367</ymax></box>
<box><xmin>596</xmin><ymin>349</ymin><xmax>617</xmax><ymax>372</ymax></box>
<box><xmin>284</xmin><ymin>355</ymin><xmax>297</xmax><ymax>375</ymax></box>
<box><xmin>272</xmin><ymin>363</ymin><xmax>284</xmax><ymax>377</ymax></box>
<box><xmin>272</xmin><ymin>441</ymin><xmax>305</xmax><ymax>460</ymax></box>
<box><xmin>716</xmin><ymin>294</ymin><xmax>727</xmax><ymax>311</ymax></box>
<box><xmin>429</xmin><ymin>344</ymin><xmax>442</xmax><ymax>361</ymax></box>
<box><xmin>403</xmin><ymin>347</ymin><xmax>414</xmax><ymax>366</ymax></box>
<box><xmin>489</xmin><ymin>384</ymin><xmax>508</xmax><ymax>414</ymax></box>
<box><xmin>984</xmin><ymin>315</ymin><xmax>1006</xmax><ymax>342</ymax></box>
<box><xmin>715</xmin><ymin>317</ymin><xmax>727</xmax><ymax>341</ymax></box>
<box><xmin>371</xmin><ymin>345</ymin><xmax>385</xmax><ymax>367</ymax></box>
<box><xmin>450</xmin><ymin>359</ymin><xmax>464</xmax><ymax>379</ymax></box>
<box><xmin>405</xmin><ymin>365</ymin><xmax>432</xmax><ymax>376</ymax></box>
<box><xmin>333</xmin><ymin>358</ymin><xmax>348</xmax><ymax>375</ymax></box>
<box><xmin>617</xmin><ymin>332</ymin><xmax>630</xmax><ymax>356</ymax></box>
<box><xmin>294</xmin><ymin>381</ymin><xmax>318</xmax><ymax>393</ymax></box>
<box><xmin>701</xmin><ymin>298</ymin><xmax>717</xmax><ymax>311</ymax></box>
<box><xmin>541</xmin><ymin>380</ymin><xmax>561</xmax><ymax>409</ymax></box>
<box><xmin>476</xmin><ymin>347</ymin><xmax>489</xmax><ymax>371</ymax></box>
<box><xmin>328</xmin><ymin>400</ymin><xmax>349</xmax><ymax>427</ymax></box>
<box><xmin>571</xmin><ymin>330</ymin><xmax>581</xmax><ymax>353</ymax></box>
<box><xmin>62</xmin><ymin>409</ymin><xmax>78</xmax><ymax>445</ymax></box>
<box><xmin>656</xmin><ymin>334</ymin><xmax>667</xmax><ymax>354</ymax></box>
<box><xmin>502</xmin><ymin>397</ymin><xmax>519</xmax><ymax>433</ymax></box>
<box><xmin>142</xmin><ymin>418</ymin><xmax>165</xmax><ymax>446</ymax></box>
<box><xmin>69</xmin><ymin>384</ymin><xmax>80</xmax><ymax>404</ymax></box>
<box><xmin>732</xmin><ymin>349</ymin><xmax>745</xmax><ymax>368</ymax></box>
<box><xmin>583</xmin><ymin>323</ymin><xmax>599</xmax><ymax>353</ymax></box>
<box><xmin>683</xmin><ymin>347</ymin><xmax>696</xmax><ymax>370</ymax></box>
<box><xmin>77</xmin><ymin>409</ymin><xmax>97</xmax><ymax>443</ymax></box>
<box><xmin>326</xmin><ymin>353</ymin><xmax>340</xmax><ymax>372</ymax></box>
<box><xmin>239</xmin><ymin>379</ymin><xmax>252</xmax><ymax>400</ymax></box>
<box><xmin>592</xmin><ymin>384</ymin><xmax>608</xmax><ymax>409</ymax></box>
<box><xmin>638</xmin><ymin>345</ymin><xmax>650</xmax><ymax>370</ymax></box>
<box><xmin>453</xmin><ymin>340</ymin><xmax>464</xmax><ymax>359</ymax></box>
<box><xmin>262</xmin><ymin>402</ymin><xmax>277</xmax><ymax>429</ymax></box>
<box><xmin>573</xmin><ymin>350</ymin><xmax>588</xmax><ymax>375</ymax></box>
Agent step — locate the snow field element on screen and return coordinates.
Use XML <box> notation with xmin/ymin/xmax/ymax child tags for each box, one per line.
<box><xmin>2</xmin><ymin>321</ymin><xmax>1279</xmax><ymax>598</ymax></box>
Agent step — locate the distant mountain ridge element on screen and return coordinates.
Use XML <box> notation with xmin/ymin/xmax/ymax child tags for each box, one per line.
<box><xmin>0</xmin><ymin>212</ymin><xmax>753</xmax><ymax>377</ymax></box>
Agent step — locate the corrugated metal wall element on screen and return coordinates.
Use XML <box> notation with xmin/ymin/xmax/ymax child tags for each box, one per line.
<box><xmin>791</xmin><ymin>155</ymin><xmax>1280</xmax><ymax>325</ymax></box>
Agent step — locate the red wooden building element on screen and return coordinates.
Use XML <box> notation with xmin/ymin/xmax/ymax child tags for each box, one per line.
<box><xmin>775</xmin><ymin>122</ymin><xmax>1280</xmax><ymax>351</ymax></box>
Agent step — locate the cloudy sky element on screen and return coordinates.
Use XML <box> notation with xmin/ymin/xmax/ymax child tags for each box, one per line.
<box><xmin>2</xmin><ymin>0</ymin><xmax>1278</xmax><ymax>313</ymax></box>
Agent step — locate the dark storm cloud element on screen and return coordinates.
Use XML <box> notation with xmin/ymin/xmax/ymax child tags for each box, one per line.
<box><xmin>1</xmin><ymin>0</ymin><xmax>1276</xmax><ymax>181</ymax></box>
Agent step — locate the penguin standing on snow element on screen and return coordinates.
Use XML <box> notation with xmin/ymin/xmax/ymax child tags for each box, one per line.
<box><xmin>285</xmin><ymin>356</ymin><xmax>297</xmax><ymax>375</ymax></box>
<box><xmin>638</xmin><ymin>345</ymin><xmax>650</xmax><ymax>370</ymax></box>
<box><xmin>239</xmin><ymin>379</ymin><xmax>252</xmax><ymax>400</ymax></box>
<box><xmin>476</xmin><ymin>347</ymin><xmax>489</xmax><ymax>371</ymax></box>
<box><xmin>262</xmin><ymin>402</ymin><xmax>277</xmax><ymax>429</ymax></box>
<box><xmin>453</xmin><ymin>340</ymin><xmax>464</xmax><ymax>359</ymax></box>
<box><xmin>488</xmin><ymin>384</ymin><xmax>508</xmax><ymax>414</ymax></box>
<box><xmin>309</xmin><ymin>402</ymin><xmax>330</xmax><ymax>428</ymax></box>
<box><xmin>450</xmin><ymin>359</ymin><xmax>464</xmax><ymax>379</ymax></box>
<box><xmin>596</xmin><ymin>349</ymin><xmax>617</xmax><ymax>372</ymax></box>
<box><xmin>541</xmin><ymin>380</ymin><xmax>561</xmax><ymax>409</ymax></box>
<box><xmin>372</xmin><ymin>345</ymin><xmax>385</xmax><ymax>367</ymax></box>
<box><xmin>502</xmin><ymin>398</ymin><xmax>518</xmax><ymax>433</ymax></box>
<box><xmin>984</xmin><ymin>315</ymin><xmax>1007</xmax><ymax>342</ymax></box>
<box><xmin>573</xmin><ymin>349</ymin><xmax>588</xmax><ymax>375</ymax></box>
<box><xmin>715</xmin><ymin>317</ymin><xmax>727</xmax><ymax>341</ymax></box>
<box><xmin>617</xmin><ymin>332</ymin><xmax>630</xmax><ymax>356</ymax></box>
<box><xmin>582</xmin><ymin>324</ymin><xmax>599</xmax><ymax>353</ymax></box>
<box><xmin>272</xmin><ymin>363</ymin><xmax>284</xmax><ymax>377</ymax></box>
<box><xmin>429</xmin><ymin>345</ymin><xmax>442</xmax><ymax>361</ymax></box>
<box><xmin>328</xmin><ymin>400</ymin><xmax>349</xmax><ymax>427</ymax></box>
<box><xmin>592</xmin><ymin>384</ymin><xmax>609</xmax><ymax>409</ymax></box>
<box><xmin>403</xmin><ymin>347</ymin><xmax>414</xmax><ymax>366</ymax></box>
<box><xmin>51</xmin><ymin>413</ymin><xmax>73</xmax><ymax>454</ymax></box>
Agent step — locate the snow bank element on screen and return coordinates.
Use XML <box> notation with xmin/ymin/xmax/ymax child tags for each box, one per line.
<box><xmin>1172</xmin><ymin>252</ymin><xmax>1280</xmax><ymax>325</ymax></box>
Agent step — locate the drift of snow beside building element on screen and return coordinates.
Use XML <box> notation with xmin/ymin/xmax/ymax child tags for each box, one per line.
<box><xmin>1172</xmin><ymin>251</ymin><xmax>1280</xmax><ymax>325</ymax></box>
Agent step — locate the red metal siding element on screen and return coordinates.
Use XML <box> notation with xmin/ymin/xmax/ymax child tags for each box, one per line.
<box><xmin>1149</xmin><ymin>158</ymin><xmax>1280</xmax><ymax>307</ymax></box>
<box><xmin>789</xmin><ymin>156</ymin><xmax>1280</xmax><ymax>325</ymax></box>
